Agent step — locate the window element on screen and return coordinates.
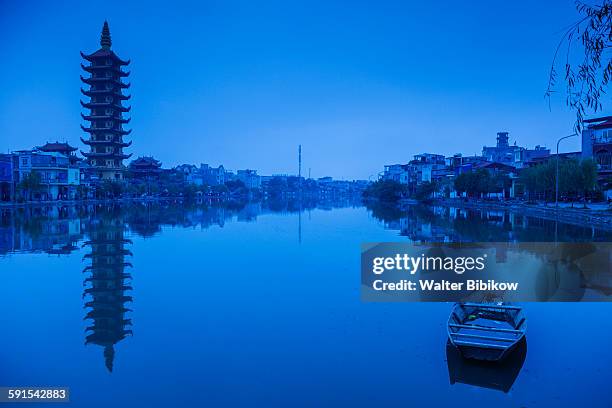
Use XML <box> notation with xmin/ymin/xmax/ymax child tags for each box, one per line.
<box><xmin>596</xmin><ymin>150</ymin><xmax>611</xmax><ymax>168</ymax></box>
<box><xmin>597</xmin><ymin>129</ymin><xmax>612</xmax><ymax>143</ymax></box>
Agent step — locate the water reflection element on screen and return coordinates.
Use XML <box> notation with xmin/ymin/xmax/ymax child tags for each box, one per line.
<box><xmin>367</xmin><ymin>203</ymin><xmax>611</xmax><ymax>242</ymax></box>
<box><xmin>2</xmin><ymin>200</ymin><xmax>611</xmax><ymax>376</ymax></box>
<box><xmin>0</xmin><ymin>206</ymin><xmax>83</xmax><ymax>255</ymax></box>
<box><xmin>446</xmin><ymin>338</ymin><xmax>527</xmax><ymax>393</ymax></box>
<box><xmin>82</xmin><ymin>205</ymin><xmax>133</xmax><ymax>372</ymax></box>
<box><xmin>0</xmin><ymin>198</ymin><xmax>360</xmax><ymax>371</ymax></box>
<box><xmin>0</xmin><ymin>199</ymin><xmax>611</xmax><ymax>405</ymax></box>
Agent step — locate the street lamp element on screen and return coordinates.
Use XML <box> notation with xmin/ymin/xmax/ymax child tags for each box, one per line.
<box><xmin>555</xmin><ymin>133</ymin><xmax>578</xmax><ymax>208</ymax></box>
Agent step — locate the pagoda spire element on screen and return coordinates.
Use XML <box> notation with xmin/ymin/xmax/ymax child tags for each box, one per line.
<box><xmin>100</xmin><ymin>21</ymin><xmax>112</xmax><ymax>50</ymax></box>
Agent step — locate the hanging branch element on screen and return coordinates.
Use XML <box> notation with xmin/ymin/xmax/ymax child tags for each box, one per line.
<box><xmin>545</xmin><ymin>0</ymin><xmax>612</xmax><ymax>133</ymax></box>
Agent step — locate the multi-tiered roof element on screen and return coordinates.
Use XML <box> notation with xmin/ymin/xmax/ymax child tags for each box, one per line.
<box><xmin>80</xmin><ymin>21</ymin><xmax>132</xmax><ymax>180</ymax></box>
<box><xmin>83</xmin><ymin>212</ymin><xmax>133</xmax><ymax>372</ymax></box>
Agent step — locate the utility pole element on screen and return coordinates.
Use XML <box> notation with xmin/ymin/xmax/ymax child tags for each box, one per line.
<box><xmin>298</xmin><ymin>145</ymin><xmax>302</xmax><ymax>179</ymax></box>
<box><xmin>298</xmin><ymin>145</ymin><xmax>302</xmax><ymax>195</ymax></box>
<box><xmin>298</xmin><ymin>145</ymin><xmax>303</xmax><ymax>242</ymax></box>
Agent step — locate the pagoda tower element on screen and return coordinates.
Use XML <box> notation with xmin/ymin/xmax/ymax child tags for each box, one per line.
<box><xmin>82</xmin><ymin>205</ymin><xmax>133</xmax><ymax>372</ymax></box>
<box><xmin>80</xmin><ymin>21</ymin><xmax>132</xmax><ymax>181</ymax></box>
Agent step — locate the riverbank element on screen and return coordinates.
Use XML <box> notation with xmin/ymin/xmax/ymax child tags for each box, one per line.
<box><xmin>432</xmin><ymin>198</ymin><xmax>612</xmax><ymax>231</ymax></box>
<box><xmin>0</xmin><ymin>196</ymin><xmax>200</xmax><ymax>208</ymax></box>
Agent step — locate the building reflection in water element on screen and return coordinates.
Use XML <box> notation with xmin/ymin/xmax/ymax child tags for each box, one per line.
<box><xmin>0</xmin><ymin>206</ymin><xmax>83</xmax><ymax>255</ymax></box>
<box><xmin>367</xmin><ymin>202</ymin><xmax>611</xmax><ymax>243</ymax></box>
<box><xmin>82</xmin><ymin>205</ymin><xmax>133</xmax><ymax>372</ymax></box>
<box><xmin>366</xmin><ymin>203</ymin><xmax>612</xmax><ymax>301</ymax></box>
<box><xmin>1</xmin><ymin>198</ymin><xmax>610</xmax><ymax>371</ymax></box>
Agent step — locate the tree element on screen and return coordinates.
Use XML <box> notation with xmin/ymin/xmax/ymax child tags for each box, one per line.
<box><xmin>454</xmin><ymin>172</ymin><xmax>469</xmax><ymax>197</ymax></box>
<box><xmin>519</xmin><ymin>166</ymin><xmax>540</xmax><ymax>202</ymax></box>
<box><xmin>546</xmin><ymin>1</ymin><xmax>612</xmax><ymax>133</ymax></box>
<box><xmin>520</xmin><ymin>158</ymin><xmax>598</xmax><ymax>203</ymax></box>
<box><xmin>18</xmin><ymin>172</ymin><xmax>41</xmax><ymax>201</ymax></box>
<box><xmin>362</xmin><ymin>180</ymin><xmax>408</xmax><ymax>202</ymax></box>
<box><xmin>579</xmin><ymin>158</ymin><xmax>598</xmax><ymax>203</ymax></box>
<box><xmin>267</xmin><ymin>176</ymin><xmax>288</xmax><ymax>199</ymax></box>
<box><xmin>414</xmin><ymin>181</ymin><xmax>438</xmax><ymax>201</ymax></box>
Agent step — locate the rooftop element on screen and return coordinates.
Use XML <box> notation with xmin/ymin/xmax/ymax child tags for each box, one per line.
<box><xmin>585</xmin><ymin>116</ymin><xmax>612</xmax><ymax>130</ymax></box>
<box><xmin>36</xmin><ymin>142</ymin><xmax>77</xmax><ymax>153</ymax></box>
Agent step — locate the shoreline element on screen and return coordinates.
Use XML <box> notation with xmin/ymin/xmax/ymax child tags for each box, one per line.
<box><xmin>430</xmin><ymin>198</ymin><xmax>612</xmax><ymax>232</ymax></box>
<box><xmin>5</xmin><ymin>196</ymin><xmax>612</xmax><ymax>232</ymax></box>
<box><xmin>0</xmin><ymin>196</ymin><xmax>200</xmax><ymax>208</ymax></box>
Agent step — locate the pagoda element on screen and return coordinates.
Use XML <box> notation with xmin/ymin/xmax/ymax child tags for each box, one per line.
<box><xmin>82</xmin><ymin>206</ymin><xmax>133</xmax><ymax>372</ymax></box>
<box><xmin>80</xmin><ymin>21</ymin><xmax>132</xmax><ymax>181</ymax></box>
<box><xmin>128</xmin><ymin>156</ymin><xmax>162</xmax><ymax>181</ymax></box>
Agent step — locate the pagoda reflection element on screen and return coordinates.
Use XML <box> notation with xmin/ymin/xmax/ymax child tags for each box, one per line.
<box><xmin>82</xmin><ymin>205</ymin><xmax>133</xmax><ymax>372</ymax></box>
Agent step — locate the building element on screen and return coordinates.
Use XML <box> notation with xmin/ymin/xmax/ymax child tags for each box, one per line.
<box><xmin>582</xmin><ymin>116</ymin><xmax>612</xmax><ymax>195</ymax></box>
<box><xmin>409</xmin><ymin>153</ymin><xmax>446</xmax><ymax>184</ymax></box>
<box><xmin>80</xmin><ymin>21</ymin><xmax>132</xmax><ymax>181</ymax></box>
<box><xmin>382</xmin><ymin>164</ymin><xmax>410</xmax><ymax>184</ymax></box>
<box><xmin>129</xmin><ymin>157</ymin><xmax>162</xmax><ymax>181</ymax></box>
<box><xmin>237</xmin><ymin>169</ymin><xmax>261</xmax><ymax>189</ymax></box>
<box><xmin>521</xmin><ymin>145</ymin><xmax>550</xmax><ymax>165</ymax></box>
<box><xmin>482</xmin><ymin>132</ymin><xmax>549</xmax><ymax>168</ymax></box>
<box><xmin>446</xmin><ymin>154</ymin><xmax>486</xmax><ymax>169</ymax></box>
<box><xmin>36</xmin><ymin>142</ymin><xmax>80</xmax><ymax>165</ymax></box>
<box><xmin>525</xmin><ymin>151</ymin><xmax>582</xmax><ymax>167</ymax></box>
<box><xmin>482</xmin><ymin>132</ymin><xmax>521</xmax><ymax>165</ymax></box>
<box><xmin>174</xmin><ymin>164</ymin><xmax>203</xmax><ymax>185</ymax></box>
<box><xmin>204</xmin><ymin>165</ymin><xmax>225</xmax><ymax>186</ymax></box>
<box><xmin>12</xmin><ymin>150</ymin><xmax>80</xmax><ymax>200</ymax></box>
<box><xmin>0</xmin><ymin>154</ymin><xmax>13</xmax><ymax>202</ymax></box>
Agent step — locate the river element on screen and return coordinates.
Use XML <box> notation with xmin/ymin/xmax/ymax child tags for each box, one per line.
<box><xmin>0</xmin><ymin>200</ymin><xmax>610</xmax><ymax>407</ymax></box>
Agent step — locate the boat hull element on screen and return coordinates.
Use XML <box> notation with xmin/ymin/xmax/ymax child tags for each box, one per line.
<box><xmin>447</xmin><ymin>303</ymin><xmax>526</xmax><ymax>362</ymax></box>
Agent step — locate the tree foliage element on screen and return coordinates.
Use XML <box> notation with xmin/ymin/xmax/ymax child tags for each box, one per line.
<box><xmin>454</xmin><ymin>169</ymin><xmax>511</xmax><ymax>198</ymax></box>
<box><xmin>17</xmin><ymin>172</ymin><xmax>41</xmax><ymax>201</ymax></box>
<box><xmin>546</xmin><ymin>1</ymin><xmax>612</xmax><ymax>133</ymax></box>
<box><xmin>519</xmin><ymin>158</ymin><xmax>597</xmax><ymax>201</ymax></box>
<box><xmin>362</xmin><ymin>180</ymin><xmax>408</xmax><ymax>202</ymax></box>
<box><xmin>414</xmin><ymin>181</ymin><xmax>438</xmax><ymax>201</ymax></box>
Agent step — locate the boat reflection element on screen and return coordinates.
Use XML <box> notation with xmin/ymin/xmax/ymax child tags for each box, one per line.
<box><xmin>446</xmin><ymin>337</ymin><xmax>527</xmax><ymax>393</ymax></box>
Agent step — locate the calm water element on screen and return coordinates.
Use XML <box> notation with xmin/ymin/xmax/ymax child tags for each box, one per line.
<box><xmin>0</xmin><ymin>201</ymin><xmax>611</xmax><ymax>407</ymax></box>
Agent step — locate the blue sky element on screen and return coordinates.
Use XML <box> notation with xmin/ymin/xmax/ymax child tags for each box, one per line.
<box><xmin>0</xmin><ymin>0</ymin><xmax>602</xmax><ymax>179</ymax></box>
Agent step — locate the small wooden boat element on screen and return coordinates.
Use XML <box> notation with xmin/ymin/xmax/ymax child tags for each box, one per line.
<box><xmin>447</xmin><ymin>303</ymin><xmax>526</xmax><ymax>361</ymax></box>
